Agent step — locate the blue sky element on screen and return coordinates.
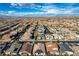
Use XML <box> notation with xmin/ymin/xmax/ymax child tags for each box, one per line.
<box><xmin>0</xmin><ymin>3</ymin><xmax>79</xmax><ymax>16</ymax></box>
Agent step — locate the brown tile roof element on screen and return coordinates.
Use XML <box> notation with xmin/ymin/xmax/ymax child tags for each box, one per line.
<box><xmin>20</xmin><ymin>43</ymin><xmax>32</xmax><ymax>53</ymax></box>
<box><xmin>1</xmin><ymin>34</ymin><xmax>11</xmax><ymax>42</ymax></box>
<box><xmin>45</xmin><ymin>42</ymin><xmax>58</xmax><ymax>52</ymax></box>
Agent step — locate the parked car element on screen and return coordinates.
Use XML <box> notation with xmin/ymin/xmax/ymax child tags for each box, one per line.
<box><xmin>45</xmin><ymin>34</ymin><xmax>54</xmax><ymax>40</ymax></box>
<box><xmin>36</xmin><ymin>34</ymin><xmax>45</xmax><ymax>40</ymax></box>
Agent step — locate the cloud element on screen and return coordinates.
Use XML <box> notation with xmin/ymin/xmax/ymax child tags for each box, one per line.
<box><xmin>10</xmin><ymin>3</ymin><xmax>40</xmax><ymax>9</ymax></box>
<box><xmin>41</xmin><ymin>5</ymin><xmax>79</xmax><ymax>15</ymax></box>
<box><xmin>1</xmin><ymin>3</ymin><xmax>79</xmax><ymax>16</ymax></box>
<box><xmin>10</xmin><ymin>3</ymin><xmax>76</xmax><ymax>15</ymax></box>
<box><xmin>0</xmin><ymin>11</ymin><xmax>46</xmax><ymax>16</ymax></box>
<box><xmin>0</xmin><ymin>8</ymin><xmax>79</xmax><ymax>17</ymax></box>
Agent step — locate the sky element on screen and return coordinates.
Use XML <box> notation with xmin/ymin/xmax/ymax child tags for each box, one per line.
<box><xmin>0</xmin><ymin>3</ymin><xmax>79</xmax><ymax>16</ymax></box>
